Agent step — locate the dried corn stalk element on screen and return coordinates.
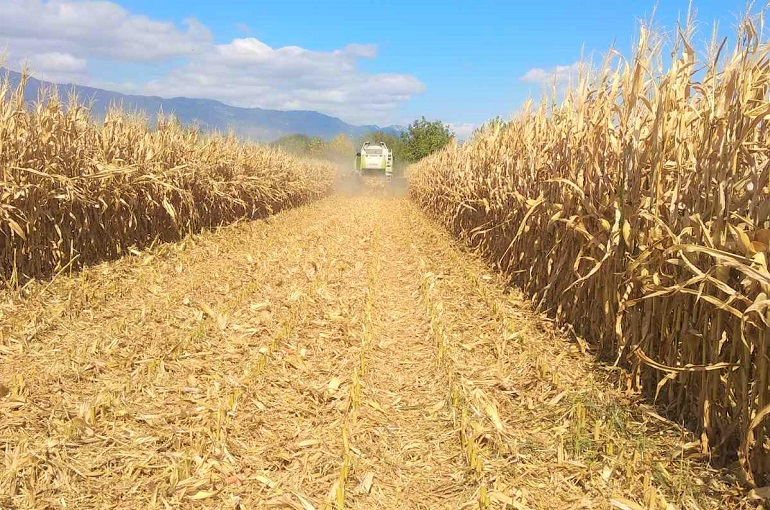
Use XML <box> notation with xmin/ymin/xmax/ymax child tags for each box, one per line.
<box><xmin>409</xmin><ymin>16</ymin><xmax>770</xmax><ymax>484</ymax></box>
<box><xmin>0</xmin><ymin>71</ymin><xmax>335</xmax><ymax>286</ymax></box>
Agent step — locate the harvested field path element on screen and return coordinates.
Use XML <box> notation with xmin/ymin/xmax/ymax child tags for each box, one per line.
<box><xmin>0</xmin><ymin>194</ymin><xmax>749</xmax><ymax>509</ymax></box>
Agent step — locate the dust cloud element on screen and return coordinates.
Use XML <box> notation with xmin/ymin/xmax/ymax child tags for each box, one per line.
<box><xmin>332</xmin><ymin>164</ymin><xmax>409</xmax><ymax>198</ymax></box>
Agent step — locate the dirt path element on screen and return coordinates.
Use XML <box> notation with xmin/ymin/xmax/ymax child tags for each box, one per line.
<box><xmin>0</xmin><ymin>194</ymin><xmax>749</xmax><ymax>509</ymax></box>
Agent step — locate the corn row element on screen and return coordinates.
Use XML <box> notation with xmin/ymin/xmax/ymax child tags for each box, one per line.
<box><xmin>0</xmin><ymin>71</ymin><xmax>335</xmax><ymax>286</ymax></box>
<box><xmin>360</xmin><ymin>226</ymin><xmax>381</xmax><ymax>377</ymax></box>
<box><xmin>324</xmin><ymin>227</ymin><xmax>381</xmax><ymax>509</ymax></box>
<box><xmin>409</xmin><ymin>17</ymin><xmax>770</xmax><ymax>483</ymax></box>
<box><xmin>419</xmin><ymin>269</ymin><xmax>496</xmax><ymax>509</ymax></box>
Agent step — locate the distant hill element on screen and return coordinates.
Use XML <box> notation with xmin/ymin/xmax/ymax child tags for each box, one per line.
<box><xmin>2</xmin><ymin>69</ymin><xmax>404</xmax><ymax>141</ymax></box>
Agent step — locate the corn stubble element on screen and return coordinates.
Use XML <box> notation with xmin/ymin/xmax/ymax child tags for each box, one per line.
<box><xmin>409</xmin><ymin>17</ymin><xmax>770</xmax><ymax>484</ymax></box>
<box><xmin>0</xmin><ymin>71</ymin><xmax>335</xmax><ymax>286</ymax></box>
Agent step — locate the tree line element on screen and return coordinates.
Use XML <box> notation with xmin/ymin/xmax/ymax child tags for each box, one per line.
<box><xmin>272</xmin><ymin>117</ymin><xmax>454</xmax><ymax>173</ymax></box>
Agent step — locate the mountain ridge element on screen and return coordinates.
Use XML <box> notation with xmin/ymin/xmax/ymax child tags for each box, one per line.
<box><xmin>2</xmin><ymin>69</ymin><xmax>404</xmax><ymax>141</ymax></box>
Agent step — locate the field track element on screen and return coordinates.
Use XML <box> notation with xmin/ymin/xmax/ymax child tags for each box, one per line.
<box><xmin>0</xmin><ymin>192</ymin><xmax>751</xmax><ymax>509</ymax></box>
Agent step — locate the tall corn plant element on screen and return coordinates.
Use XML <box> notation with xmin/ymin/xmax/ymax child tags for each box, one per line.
<box><xmin>409</xmin><ymin>17</ymin><xmax>770</xmax><ymax>484</ymax></box>
<box><xmin>0</xmin><ymin>71</ymin><xmax>335</xmax><ymax>286</ymax></box>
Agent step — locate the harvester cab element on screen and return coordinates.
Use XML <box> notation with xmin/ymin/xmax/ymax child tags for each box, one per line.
<box><xmin>355</xmin><ymin>141</ymin><xmax>393</xmax><ymax>180</ymax></box>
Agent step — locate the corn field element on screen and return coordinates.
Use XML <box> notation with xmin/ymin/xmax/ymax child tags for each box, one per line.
<box><xmin>0</xmin><ymin>72</ymin><xmax>335</xmax><ymax>286</ymax></box>
<box><xmin>409</xmin><ymin>17</ymin><xmax>770</xmax><ymax>485</ymax></box>
<box><xmin>2</xmin><ymin>195</ymin><xmax>747</xmax><ymax>509</ymax></box>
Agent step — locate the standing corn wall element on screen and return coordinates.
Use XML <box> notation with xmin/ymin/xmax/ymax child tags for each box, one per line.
<box><xmin>0</xmin><ymin>73</ymin><xmax>335</xmax><ymax>285</ymax></box>
<box><xmin>409</xmin><ymin>20</ymin><xmax>770</xmax><ymax>484</ymax></box>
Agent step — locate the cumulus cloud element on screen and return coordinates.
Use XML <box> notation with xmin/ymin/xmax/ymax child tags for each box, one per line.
<box><xmin>142</xmin><ymin>38</ymin><xmax>424</xmax><ymax>124</ymax></box>
<box><xmin>21</xmin><ymin>51</ymin><xmax>88</xmax><ymax>83</ymax></box>
<box><xmin>0</xmin><ymin>0</ymin><xmax>211</xmax><ymax>63</ymax></box>
<box><xmin>447</xmin><ymin>122</ymin><xmax>477</xmax><ymax>141</ymax></box>
<box><xmin>339</xmin><ymin>44</ymin><xmax>378</xmax><ymax>59</ymax></box>
<box><xmin>0</xmin><ymin>0</ymin><xmax>425</xmax><ymax>123</ymax></box>
<box><xmin>0</xmin><ymin>0</ymin><xmax>424</xmax><ymax>124</ymax></box>
<box><xmin>24</xmin><ymin>52</ymin><xmax>86</xmax><ymax>73</ymax></box>
<box><xmin>521</xmin><ymin>62</ymin><xmax>580</xmax><ymax>85</ymax></box>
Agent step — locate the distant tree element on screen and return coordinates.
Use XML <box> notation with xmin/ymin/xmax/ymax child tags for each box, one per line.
<box><xmin>273</xmin><ymin>124</ymin><xmax>452</xmax><ymax>171</ymax></box>
<box><xmin>272</xmin><ymin>134</ymin><xmax>313</xmax><ymax>155</ymax></box>
<box><xmin>307</xmin><ymin>137</ymin><xmax>326</xmax><ymax>157</ymax></box>
<box><xmin>325</xmin><ymin>134</ymin><xmax>355</xmax><ymax>163</ymax></box>
<box><xmin>272</xmin><ymin>134</ymin><xmax>330</xmax><ymax>158</ymax></box>
<box><xmin>401</xmin><ymin>117</ymin><xmax>454</xmax><ymax>162</ymax></box>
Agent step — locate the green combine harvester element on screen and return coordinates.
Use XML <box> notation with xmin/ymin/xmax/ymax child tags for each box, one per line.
<box><xmin>355</xmin><ymin>141</ymin><xmax>393</xmax><ymax>180</ymax></box>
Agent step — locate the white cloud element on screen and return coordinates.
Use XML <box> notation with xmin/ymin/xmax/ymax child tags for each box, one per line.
<box><xmin>141</xmin><ymin>38</ymin><xmax>425</xmax><ymax>124</ymax></box>
<box><xmin>447</xmin><ymin>122</ymin><xmax>477</xmax><ymax>141</ymax></box>
<box><xmin>521</xmin><ymin>62</ymin><xmax>580</xmax><ymax>85</ymax></box>
<box><xmin>340</xmin><ymin>44</ymin><xmax>378</xmax><ymax>59</ymax></box>
<box><xmin>0</xmin><ymin>1</ymin><xmax>424</xmax><ymax>125</ymax></box>
<box><xmin>0</xmin><ymin>0</ymin><xmax>211</xmax><ymax>62</ymax></box>
<box><xmin>21</xmin><ymin>51</ymin><xmax>88</xmax><ymax>83</ymax></box>
<box><xmin>25</xmin><ymin>52</ymin><xmax>86</xmax><ymax>73</ymax></box>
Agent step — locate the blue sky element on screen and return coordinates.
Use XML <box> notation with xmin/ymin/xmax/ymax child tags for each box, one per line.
<box><xmin>0</xmin><ymin>0</ymin><xmax>754</xmax><ymax>135</ymax></box>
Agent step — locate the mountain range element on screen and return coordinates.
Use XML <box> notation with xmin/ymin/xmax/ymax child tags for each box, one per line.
<box><xmin>2</xmin><ymin>69</ymin><xmax>403</xmax><ymax>141</ymax></box>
